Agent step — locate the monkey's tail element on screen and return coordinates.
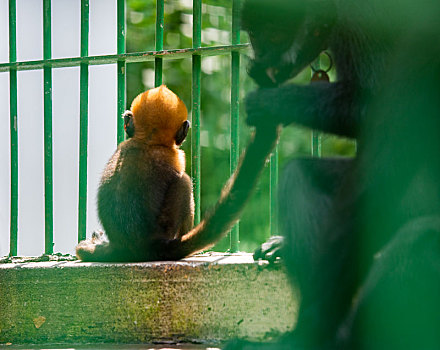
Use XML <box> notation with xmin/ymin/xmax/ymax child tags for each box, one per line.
<box><xmin>165</xmin><ymin>125</ymin><xmax>281</xmax><ymax>260</ymax></box>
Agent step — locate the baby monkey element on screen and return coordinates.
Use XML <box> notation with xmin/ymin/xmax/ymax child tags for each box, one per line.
<box><xmin>76</xmin><ymin>85</ymin><xmax>194</xmax><ymax>261</ymax></box>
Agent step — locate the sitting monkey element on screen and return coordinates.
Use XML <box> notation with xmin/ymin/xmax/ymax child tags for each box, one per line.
<box><xmin>76</xmin><ymin>86</ymin><xmax>194</xmax><ymax>261</ymax></box>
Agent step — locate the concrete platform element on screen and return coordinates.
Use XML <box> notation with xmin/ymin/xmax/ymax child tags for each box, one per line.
<box><xmin>0</xmin><ymin>253</ymin><xmax>297</xmax><ymax>347</ymax></box>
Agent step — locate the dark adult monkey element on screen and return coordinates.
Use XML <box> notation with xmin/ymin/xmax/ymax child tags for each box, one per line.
<box><xmin>76</xmin><ymin>85</ymin><xmax>280</xmax><ymax>262</ymax></box>
<box><xmin>230</xmin><ymin>0</ymin><xmax>440</xmax><ymax>349</ymax></box>
<box><xmin>239</xmin><ymin>0</ymin><xmax>384</xmax><ymax>345</ymax></box>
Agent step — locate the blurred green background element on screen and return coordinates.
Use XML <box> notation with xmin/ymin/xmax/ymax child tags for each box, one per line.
<box><xmin>125</xmin><ymin>0</ymin><xmax>355</xmax><ymax>252</ymax></box>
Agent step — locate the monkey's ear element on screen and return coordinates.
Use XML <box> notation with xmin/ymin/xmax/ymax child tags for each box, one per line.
<box><xmin>123</xmin><ymin>110</ymin><xmax>135</xmax><ymax>138</ymax></box>
<box><xmin>175</xmin><ymin>120</ymin><xmax>191</xmax><ymax>145</ymax></box>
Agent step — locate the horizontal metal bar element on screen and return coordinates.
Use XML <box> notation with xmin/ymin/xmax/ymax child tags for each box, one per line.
<box><xmin>0</xmin><ymin>44</ymin><xmax>250</xmax><ymax>73</ymax></box>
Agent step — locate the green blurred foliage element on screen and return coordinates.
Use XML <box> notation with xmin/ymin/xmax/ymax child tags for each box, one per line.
<box><xmin>125</xmin><ymin>0</ymin><xmax>355</xmax><ymax>252</ymax></box>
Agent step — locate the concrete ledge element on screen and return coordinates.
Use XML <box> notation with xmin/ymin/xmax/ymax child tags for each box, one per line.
<box><xmin>0</xmin><ymin>253</ymin><xmax>297</xmax><ymax>346</ymax></box>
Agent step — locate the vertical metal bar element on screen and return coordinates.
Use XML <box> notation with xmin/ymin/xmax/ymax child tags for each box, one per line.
<box><xmin>229</xmin><ymin>0</ymin><xmax>241</xmax><ymax>252</ymax></box>
<box><xmin>78</xmin><ymin>0</ymin><xmax>89</xmax><ymax>243</ymax></box>
<box><xmin>311</xmin><ymin>132</ymin><xmax>321</xmax><ymax>156</ymax></box>
<box><xmin>154</xmin><ymin>0</ymin><xmax>164</xmax><ymax>87</ymax></box>
<box><xmin>43</xmin><ymin>0</ymin><xmax>53</xmax><ymax>254</ymax></box>
<box><xmin>9</xmin><ymin>0</ymin><xmax>18</xmax><ymax>256</ymax></box>
<box><xmin>269</xmin><ymin>148</ymin><xmax>278</xmax><ymax>235</ymax></box>
<box><xmin>117</xmin><ymin>0</ymin><xmax>126</xmax><ymax>144</ymax></box>
<box><xmin>191</xmin><ymin>0</ymin><xmax>202</xmax><ymax>225</ymax></box>
<box><xmin>268</xmin><ymin>14</ymin><xmax>281</xmax><ymax>236</ymax></box>
<box><xmin>311</xmin><ymin>57</ymin><xmax>322</xmax><ymax>157</ymax></box>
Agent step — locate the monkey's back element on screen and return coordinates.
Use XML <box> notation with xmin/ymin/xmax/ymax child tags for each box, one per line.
<box><xmin>97</xmin><ymin>139</ymin><xmax>184</xmax><ymax>255</ymax></box>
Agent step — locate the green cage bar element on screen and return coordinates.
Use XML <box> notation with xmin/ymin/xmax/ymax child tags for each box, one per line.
<box><xmin>191</xmin><ymin>0</ymin><xmax>202</xmax><ymax>225</ymax></box>
<box><xmin>0</xmin><ymin>45</ymin><xmax>249</xmax><ymax>73</ymax></box>
<box><xmin>229</xmin><ymin>0</ymin><xmax>241</xmax><ymax>252</ymax></box>
<box><xmin>43</xmin><ymin>0</ymin><xmax>54</xmax><ymax>254</ymax></box>
<box><xmin>269</xmin><ymin>148</ymin><xmax>278</xmax><ymax>235</ymax></box>
<box><xmin>311</xmin><ymin>132</ymin><xmax>321</xmax><ymax>156</ymax></box>
<box><xmin>268</xmin><ymin>49</ymin><xmax>280</xmax><ymax>236</ymax></box>
<box><xmin>78</xmin><ymin>0</ymin><xmax>89</xmax><ymax>242</ymax></box>
<box><xmin>155</xmin><ymin>0</ymin><xmax>164</xmax><ymax>87</ymax></box>
<box><xmin>117</xmin><ymin>0</ymin><xmax>126</xmax><ymax>144</ymax></box>
<box><xmin>311</xmin><ymin>56</ymin><xmax>322</xmax><ymax>157</ymax></box>
<box><xmin>9</xmin><ymin>0</ymin><xmax>18</xmax><ymax>256</ymax></box>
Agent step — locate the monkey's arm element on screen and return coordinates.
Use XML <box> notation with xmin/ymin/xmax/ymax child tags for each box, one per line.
<box><xmin>246</xmin><ymin>82</ymin><xmax>362</xmax><ymax>139</ymax></box>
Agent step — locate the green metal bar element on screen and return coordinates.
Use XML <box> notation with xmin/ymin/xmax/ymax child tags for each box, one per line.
<box><xmin>268</xmin><ymin>0</ymin><xmax>283</xmax><ymax>235</ymax></box>
<box><xmin>269</xmin><ymin>147</ymin><xmax>279</xmax><ymax>235</ymax></box>
<box><xmin>229</xmin><ymin>0</ymin><xmax>241</xmax><ymax>252</ymax></box>
<box><xmin>43</xmin><ymin>0</ymin><xmax>53</xmax><ymax>254</ymax></box>
<box><xmin>117</xmin><ymin>0</ymin><xmax>126</xmax><ymax>144</ymax></box>
<box><xmin>193</xmin><ymin>0</ymin><xmax>201</xmax><ymax>48</ymax></box>
<box><xmin>191</xmin><ymin>56</ymin><xmax>201</xmax><ymax>226</ymax></box>
<box><xmin>311</xmin><ymin>57</ymin><xmax>322</xmax><ymax>157</ymax></box>
<box><xmin>155</xmin><ymin>0</ymin><xmax>164</xmax><ymax>87</ymax></box>
<box><xmin>78</xmin><ymin>0</ymin><xmax>89</xmax><ymax>243</ymax></box>
<box><xmin>191</xmin><ymin>0</ymin><xmax>202</xmax><ymax>225</ymax></box>
<box><xmin>0</xmin><ymin>44</ymin><xmax>250</xmax><ymax>72</ymax></box>
<box><xmin>311</xmin><ymin>132</ymin><xmax>321</xmax><ymax>156</ymax></box>
<box><xmin>9</xmin><ymin>0</ymin><xmax>18</xmax><ymax>256</ymax></box>
<box><xmin>80</xmin><ymin>0</ymin><xmax>89</xmax><ymax>57</ymax></box>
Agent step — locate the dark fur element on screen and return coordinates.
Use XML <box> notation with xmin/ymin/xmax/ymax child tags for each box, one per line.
<box><xmin>91</xmin><ymin>144</ymin><xmax>194</xmax><ymax>261</ymax></box>
<box><xmin>227</xmin><ymin>0</ymin><xmax>440</xmax><ymax>349</ymax></box>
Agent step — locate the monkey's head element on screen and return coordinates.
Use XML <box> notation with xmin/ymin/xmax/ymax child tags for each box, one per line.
<box><xmin>125</xmin><ymin>85</ymin><xmax>190</xmax><ymax>147</ymax></box>
<box><xmin>241</xmin><ymin>0</ymin><xmax>336</xmax><ymax>87</ymax></box>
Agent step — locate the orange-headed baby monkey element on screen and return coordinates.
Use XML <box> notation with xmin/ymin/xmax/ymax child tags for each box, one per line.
<box><xmin>76</xmin><ymin>85</ymin><xmax>280</xmax><ymax>262</ymax></box>
<box><xmin>76</xmin><ymin>85</ymin><xmax>194</xmax><ymax>261</ymax></box>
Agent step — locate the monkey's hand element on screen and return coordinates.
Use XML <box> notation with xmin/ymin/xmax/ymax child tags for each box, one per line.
<box><xmin>245</xmin><ymin>88</ymin><xmax>283</xmax><ymax>128</ymax></box>
<box><xmin>253</xmin><ymin>235</ymin><xmax>284</xmax><ymax>263</ymax></box>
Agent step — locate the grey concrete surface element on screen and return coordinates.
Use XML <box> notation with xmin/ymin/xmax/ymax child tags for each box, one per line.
<box><xmin>0</xmin><ymin>253</ymin><xmax>297</xmax><ymax>346</ymax></box>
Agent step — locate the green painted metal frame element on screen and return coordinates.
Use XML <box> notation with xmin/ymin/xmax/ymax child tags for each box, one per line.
<box><xmin>117</xmin><ymin>0</ymin><xmax>126</xmax><ymax>144</ymax></box>
<box><xmin>229</xmin><ymin>0</ymin><xmax>241</xmax><ymax>252</ymax></box>
<box><xmin>43</xmin><ymin>0</ymin><xmax>54</xmax><ymax>254</ymax></box>
<box><xmin>155</xmin><ymin>0</ymin><xmax>164</xmax><ymax>87</ymax></box>
<box><xmin>0</xmin><ymin>45</ymin><xmax>249</xmax><ymax>73</ymax></box>
<box><xmin>269</xmin><ymin>148</ymin><xmax>279</xmax><ymax>236</ymax></box>
<box><xmin>78</xmin><ymin>0</ymin><xmax>89</xmax><ymax>243</ymax></box>
<box><xmin>5</xmin><ymin>0</ymin><xmax>254</xmax><ymax>256</ymax></box>
<box><xmin>9</xmin><ymin>0</ymin><xmax>18</xmax><ymax>257</ymax></box>
<box><xmin>311</xmin><ymin>56</ymin><xmax>323</xmax><ymax>157</ymax></box>
<box><xmin>192</xmin><ymin>0</ymin><xmax>202</xmax><ymax>227</ymax></box>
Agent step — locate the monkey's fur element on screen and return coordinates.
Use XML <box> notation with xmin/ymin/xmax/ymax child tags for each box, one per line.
<box><xmin>76</xmin><ymin>85</ymin><xmax>280</xmax><ymax>262</ymax></box>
